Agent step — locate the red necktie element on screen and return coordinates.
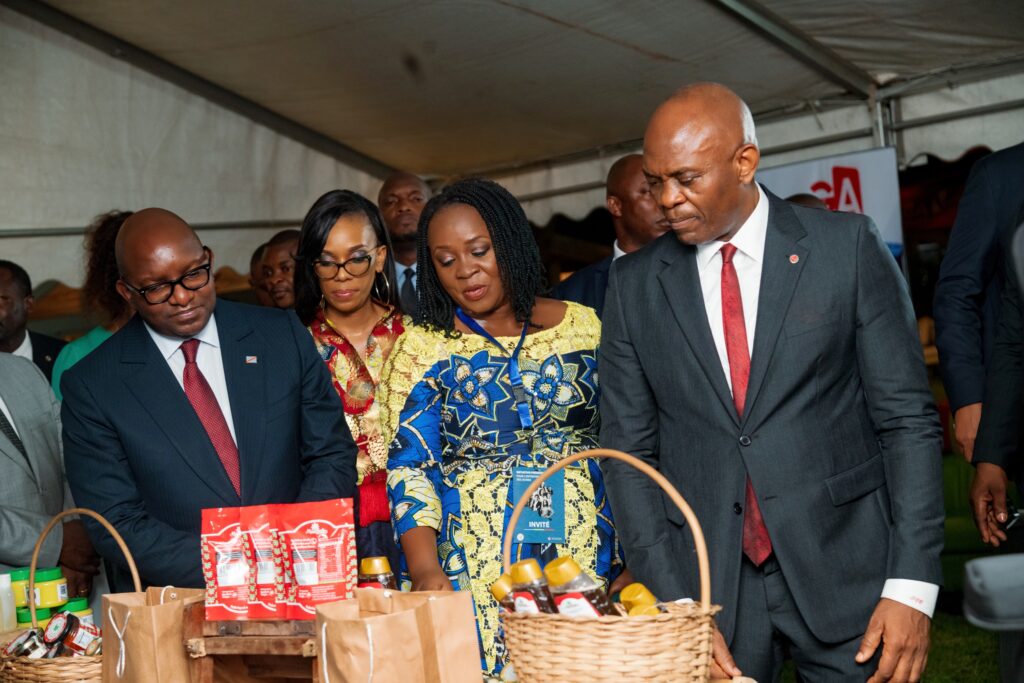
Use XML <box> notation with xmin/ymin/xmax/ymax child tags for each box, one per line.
<box><xmin>181</xmin><ymin>339</ymin><xmax>241</xmax><ymax>496</ymax></box>
<box><xmin>720</xmin><ymin>243</ymin><xmax>772</xmax><ymax>566</ymax></box>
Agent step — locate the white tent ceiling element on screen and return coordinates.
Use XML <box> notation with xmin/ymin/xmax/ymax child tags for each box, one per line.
<box><xmin>26</xmin><ymin>0</ymin><xmax>1024</xmax><ymax>177</ymax></box>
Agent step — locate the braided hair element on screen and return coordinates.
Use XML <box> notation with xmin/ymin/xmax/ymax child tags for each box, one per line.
<box><xmin>294</xmin><ymin>190</ymin><xmax>399</xmax><ymax>326</ymax></box>
<box><xmin>415</xmin><ymin>178</ymin><xmax>544</xmax><ymax>335</ymax></box>
<box><xmin>82</xmin><ymin>211</ymin><xmax>133</xmax><ymax>325</ymax></box>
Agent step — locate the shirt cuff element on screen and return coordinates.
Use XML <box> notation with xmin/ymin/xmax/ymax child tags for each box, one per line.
<box><xmin>881</xmin><ymin>579</ymin><xmax>938</xmax><ymax>618</ymax></box>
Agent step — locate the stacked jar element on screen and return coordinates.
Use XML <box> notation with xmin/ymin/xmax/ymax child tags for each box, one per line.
<box><xmin>4</xmin><ymin>567</ymin><xmax>70</xmax><ymax>631</ymax></box>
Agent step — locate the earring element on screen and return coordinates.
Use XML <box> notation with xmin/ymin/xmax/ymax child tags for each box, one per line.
<box><xmin>374</xmin><ymin>270</ymin><xmax>391</xmax><ymax>303</ymax></box>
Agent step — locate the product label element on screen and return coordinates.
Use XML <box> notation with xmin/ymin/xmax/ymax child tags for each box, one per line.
<box><xmin>512</xmin><ymin>591</ymin><xmax>540</xmax><ymax>614</ymax></box>
<box><xmin>554</xmin><ymin>592</ymin><xmax>601</xmax><ymax>617</ymax></box>
<box><xmin>66</xmin><ymin>623</ymin><xmax>100</xmax><ymax>654</ymax></box>
<box><xmin>511</xmin><ymin>467</ymin><xmax>565</xmax><ymax>544</ymax></box>
<box><xmin>215</xmin><ymin>546</ymin><xmax>247</xmax><ymax>587</ymax></box>
<box><xmin>357</xmin><ymin>581</ymin><xmax>384</xmax><ymax>589</ymax></box>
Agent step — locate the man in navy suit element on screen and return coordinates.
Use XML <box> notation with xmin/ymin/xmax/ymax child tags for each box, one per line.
<box><xmin>61</xmin><ymin>209</ymin><xmax>357</xmax><ymax>590</ymax></box>
<box><xmin>553</xmin><ymin>154</ymin><xmax>668</xmax><ymax>317</ymax></box>
<box><xmin>934</xmin><ymin>141</ymin><xmax>1024</xmax><ymax>464</ymax></box>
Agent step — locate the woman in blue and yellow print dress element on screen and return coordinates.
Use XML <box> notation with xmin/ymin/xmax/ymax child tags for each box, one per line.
<box><xmin>379</xmin><ymin>178</ymin><xmax>624</xmax><ymax>677</ymax></box>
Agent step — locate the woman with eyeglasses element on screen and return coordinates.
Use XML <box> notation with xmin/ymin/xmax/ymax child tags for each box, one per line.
<box><xmin>294</xmin><ymin>189</ymin><xmax>404</xmax><ymax>569</ymax></box>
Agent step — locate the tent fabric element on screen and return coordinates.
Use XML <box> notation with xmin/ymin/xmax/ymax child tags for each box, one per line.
<box><xmin>40</xmin><ymin>0</ymin><xmax>1024</xmax><ymax>176</ymax></box>
<box><xmin>0</xmin><ymin>6</ymin><xmax>375</xmax><ymax>285</ymax></box>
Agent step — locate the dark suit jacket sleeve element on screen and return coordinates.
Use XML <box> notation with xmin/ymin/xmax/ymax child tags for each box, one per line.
<box><xmin>974</xmin><ymin>258</ymin><xmax>1023</xmax><ymax>472</ymax></box>
<box><xmin>855</xmin><ymin>220</ymin><xmax>945</xmax><ymax>584</ymax></box>
<box><xmin>61</xmin><ymin>372</ymin><xmax>203</xmax><ymax>587</ymax></box>
<box><xmin>288</xmin><ymin>312</ymin><xmax>359</xmax><ymax>502</ymax></box>
<box><xmin>934</xmin><ymin>160</ymin><xmax>1000</xmax><ymax>412</ymax></box>
<box><xmin>598</xmin><ymin>264</ymin><xmax>693</xmax><ymax>600</ymax></box>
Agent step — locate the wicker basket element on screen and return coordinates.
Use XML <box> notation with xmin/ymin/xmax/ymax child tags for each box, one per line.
<box><xmin>500</xmin><ymin>449</ymin><xmax>720</xmax><ymax>682</ymax></box>
<box><xmin>0</xmin><ymin>508</ymin><xmax>142</xmax><ymax>683</ymax></box>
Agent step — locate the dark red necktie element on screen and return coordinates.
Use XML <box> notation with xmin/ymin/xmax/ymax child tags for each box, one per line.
<box><xmin>721</xmin><ymin>243</ymin><xmax>772</xmax><ymax>566</ymax></box>
<box><xmin>180</xmin><ymin>339</ymin><xmax>241</xmax><ymax>496</ymax></box>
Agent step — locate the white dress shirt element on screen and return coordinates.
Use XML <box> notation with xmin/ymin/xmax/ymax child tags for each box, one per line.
<box><xmin>12</xmin><ymin>332</ymin><xmax>32</xmax><ymax>362</ymax></box>
<box><xmin>144</xmin><ymin>314</ymin><xmax>238</xmax><ymax>445</ymax></box>
<box><xmin>612</xmin><ymin>240</ymin><xmax>627</xmax><ymax>261</ymax></box>
<box><xmin>694</xmin><ymin>184</ymin><xmax>937</xmax><ymax>618</ymax></box>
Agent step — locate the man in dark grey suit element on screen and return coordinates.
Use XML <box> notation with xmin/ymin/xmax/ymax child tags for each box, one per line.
<box><xmin>600</xmin><ymin>83</ymin><xmax>943</xmax><ymax>682</ymax></box>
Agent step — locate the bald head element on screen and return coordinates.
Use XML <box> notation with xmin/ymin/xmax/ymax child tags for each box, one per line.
<box><xmin>642</xmin><ymin>82</ymin><xmax>761</xmax><ymax>245</ymax></box>
<box><xmin>605</xmin><ymin>154</ymin><xmax>669</xmax><ymax>253</ymax></box>
<box><xmin>116</xmin><ymin>208</ymin><xmax>201</xmax><ymax>279</ymax></box>
<box><xmin>115</xmin><ymin>207</ymin><xmax>216</xmax><ymax>338</ymax></box>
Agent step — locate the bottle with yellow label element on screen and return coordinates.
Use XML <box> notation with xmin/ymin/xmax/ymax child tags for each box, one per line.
<box><xmin>16</xmin><ymin>606</ymin><xmax>53</xmax><ymax>630</ymax></box>
<box><xmin>10</xmin><ymin>568</ymin><xmax>30</xmax><ymax>608</ymax></box>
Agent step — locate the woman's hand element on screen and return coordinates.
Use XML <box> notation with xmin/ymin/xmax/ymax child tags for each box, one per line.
<box><xmin>411</xmin><ymin>566</ymin><xmax>454</xmax><ymax>592</ymax></box>
<box><xmin>400</xmin><ymin>526</ymin><xmax>453</xmax><ymax>591</ymax></box>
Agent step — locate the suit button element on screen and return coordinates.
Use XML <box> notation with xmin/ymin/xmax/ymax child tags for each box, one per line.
<box><xmin>739</xmin><ymin>435</ymin><xmax>752</xmax><ymax>446</ymax></box>
<box><xmin>734</xmin><ymin>503</ymin><xmax>743</xmax><ymax>514</ymax></box>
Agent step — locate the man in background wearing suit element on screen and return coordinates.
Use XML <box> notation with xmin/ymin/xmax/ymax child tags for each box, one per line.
<box><xmin>0</xmin><ymin>353</ymin><xmax>98</xmax><ymax>597</ymax></box>
<box><xmin>61</xmin><ymin>209</ymin><xmax>358</xmax><ymax>590</ymax></box>
<box><xmin>0</xmin><ymin>260</ymin><xmax>67</xmax><ymax>381</ymax></box>
<box><xmin>600</xmin><ymin>83</ymin><xmax>943</xmax><ymax>683</ymax></box>
<box><xmin>934</xmin><ymin>141</ymin><xmax>1024</xmax><ymax>464</ymax></box>
<box><xmin>553</xmin><ymin>154</ymin><xmax>669</xmax><ymax>318</ymax></box>
<box><xmin>378</xmin><ymin>171</ymin><xmax>431</xmax><ymax>316</ymax></box>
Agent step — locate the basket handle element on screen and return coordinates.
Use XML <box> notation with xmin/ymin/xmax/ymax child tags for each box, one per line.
<box><xmin>27</xmin><ymin>507</ymin><xmax>143</xmax><ymax>628</ymax></box>
<box><xmin>502</xmin><ymin>448</ymin><xmax>711</xmax><ymax>611</ymax></box>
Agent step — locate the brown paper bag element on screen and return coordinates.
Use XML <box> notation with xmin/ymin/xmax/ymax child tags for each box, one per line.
<box><xmin>317</xmin><ymin>588</ymin><xmax>483</xmax><ymax>683</ymax></box>
<box><xmin>102</xmin><ymin>586</ymin><xmax>205</xmax><ymax>683</ymax></box>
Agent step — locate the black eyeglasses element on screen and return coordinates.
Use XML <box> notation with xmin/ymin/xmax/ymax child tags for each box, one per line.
<box><xmin>312</xmin><ymin>247</ymin><xmax>382</xmax><ymax>280</ymax></box>
<box><xmin>122</xmin><ymin>248</ymin><xmax>213</xmax><ymax>305</ymax></box>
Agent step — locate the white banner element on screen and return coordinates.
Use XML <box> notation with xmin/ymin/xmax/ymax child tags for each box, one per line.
<box><xmin>757</xmin><ymin>147</ymin><xmax>904</xmax><ymax>257</ymax></box>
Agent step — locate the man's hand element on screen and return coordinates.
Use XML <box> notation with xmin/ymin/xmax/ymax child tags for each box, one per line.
<box><xmin>709</xmin><ymin>623</ymin><xmax>743</xmax><ymax>680</ymax></box>
<box><xmin>856</xmin><ymin>598</ymin><xmax>931</xmax><ymax>683</ymax></box>
<box><xmin>608</xmin><ymin>568</ymin><xmax>635</xmax><ymax>597</ymax></box>
<box><xmin>970</xmin><ymin>462</ymin><xmax>1010</xmax><ymax>546</ymax></box>
<box><xmin>58</xmin><ymin>520</ymin><xmax>100</xmax><ymax>598</ymax></box>
<box><xmin>953</xmin><ymin>403</ymin><xmax>983</xmax><ymax>462</ymax></box>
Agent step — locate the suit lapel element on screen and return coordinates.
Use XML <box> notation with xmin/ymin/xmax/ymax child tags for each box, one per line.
<box><xmin>119</xmin><ymin>316</ymin><xmax>240</xmax><ymax>502</ymax></box>
<box><xmin>742</xmin><ymin>193</ymin><xmax>809</xmax><ymax>428</ymax></box>
<box><xmin>657</xmin><ymin>242</ymin><xmax>739</xmax><ymax>424</ymax></box>
<box><xmin>216</xmin><ymin>302</ymin><xmax>265</xmax><ymax>504</ymax></box>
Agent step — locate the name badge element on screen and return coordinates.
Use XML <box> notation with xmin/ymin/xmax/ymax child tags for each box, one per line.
<box><xmin>511</xmin><ymin>467</ymin><xmax>565</xmax><ymax>544</ymax></box>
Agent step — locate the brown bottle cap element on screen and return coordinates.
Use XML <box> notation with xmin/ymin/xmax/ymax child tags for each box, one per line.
<box><xmin>490</xmin><ymin>574</ymin><xmax>513</xmax><ymax>602</ymax></box>
<box><xmin>628</xmin><ymin>604</ymin><xmax>663</xmax><ymax>617</ymax></box>
<box><xmin>542</xmin><ymin>556</ymin><xmax>583</xmax><ymax>588</ymax></box>
<box><xmin>510</xmin><ymin>558</ymin><xmax>544</xmax><ymax>585</ymax></box>
<box><xmin>619</xmin><ymin>583</ymin><xmax>657</xmax><ymax>611</ymax></box>
<box><xmin>359</xmin><ymin>557</ymin><xmax>392</xmax><ymax>576</ymax></box>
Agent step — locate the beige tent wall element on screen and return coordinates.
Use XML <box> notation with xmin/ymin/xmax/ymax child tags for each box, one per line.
<box><xmin>497</xmin><ymin>73</ymin><xmax>1024</xmax><ymax>226</ymax></box>
<box><xmin>0</xmin><ymin>6</ymin><xmax>381</xmax><ymax>288</ymax></box>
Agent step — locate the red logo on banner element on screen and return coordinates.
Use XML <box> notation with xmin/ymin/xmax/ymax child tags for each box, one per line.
<box><xmin>810</xmin><ymin>166</ymin><xmax>864</xmax><ymax>213</ymax></box>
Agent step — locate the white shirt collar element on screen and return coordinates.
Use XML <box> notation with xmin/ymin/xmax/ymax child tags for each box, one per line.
<box><xmin>144</xmin><ymin>313</ymin><xmax>221</xmax><ymax>361</ymax></box>
<box><xmin>612</xmin><ymin>240</ymin><xmax>627</xmax><ymax>261</ymax></box>
<box><xmin>696</xmin><ymin>183</ymin><xmax>770</xmax><ymax>273</ymax></box>
<box><xmin>12</xmin><ymin>331</ymin><xmax>32</xmax><ymax>361</ymax></box>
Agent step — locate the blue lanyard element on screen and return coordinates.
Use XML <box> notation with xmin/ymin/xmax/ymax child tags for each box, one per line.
<box><xmin>455</xmin><ymin>308</ymin><xmax>533</xmax><ymax>429</ymax></box>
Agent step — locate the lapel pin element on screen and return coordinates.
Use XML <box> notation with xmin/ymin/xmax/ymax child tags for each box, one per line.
<box><xmin>245</xmin><ymin>356</ymin><xmax>258</xmax><ymax>364</ymax></box>
<box><xmin>789</xmin><ymin>254</ymin><xmax>800</xmax><ymax>264</ymax></box>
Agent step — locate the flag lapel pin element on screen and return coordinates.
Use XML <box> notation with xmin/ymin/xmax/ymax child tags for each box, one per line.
<box><xmin>245</xmin><ymin>356</ymin><xmax>258</xmax><ymax>364</ymax></box>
